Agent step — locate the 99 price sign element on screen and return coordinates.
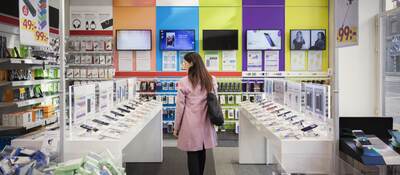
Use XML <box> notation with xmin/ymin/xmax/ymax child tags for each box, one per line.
<box><xmin>337</xmin><ymin>25</ymin><xmax>358</xmax><ymax>44</ymax></box>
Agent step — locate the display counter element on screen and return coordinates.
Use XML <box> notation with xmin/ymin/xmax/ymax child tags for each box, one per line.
<box><xmin>239</xmin><ymin>101</ymin><xmax>334</xmax><ymax>174</ymax></box>
<box><xmin>11</xmin><ymin>99</ymin><xmax>163</xmax><ymax>166</ymax></box>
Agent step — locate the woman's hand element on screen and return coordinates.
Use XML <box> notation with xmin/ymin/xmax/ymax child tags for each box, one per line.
<box><xmin>173</xmin><ymin>130</ymin><xmax>179</xmax><ymax>138</ymax></box>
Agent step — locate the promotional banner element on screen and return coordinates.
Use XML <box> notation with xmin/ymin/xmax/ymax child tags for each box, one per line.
<box><xmin>70</xmin><ymin>6</ymin><xmax>113</xmax><ymax>31</ymax></box>
<box><xmin>19</xmin><ymin>0</ymin><xmax>49</xmax><ymax>46</ymax></box>
<box><xmin>335</xmin><ymin>0</ymin><xmax>359</xmax><ymax>47</ymax></box>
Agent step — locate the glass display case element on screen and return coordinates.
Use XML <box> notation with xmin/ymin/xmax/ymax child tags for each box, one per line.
<box><xmin>380</xmin><ymin>9</ymin><xmax>400</xmax><ymax>117</ymax></box>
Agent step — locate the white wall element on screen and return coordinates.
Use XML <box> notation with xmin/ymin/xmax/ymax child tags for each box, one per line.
<box><xmin>337</xmin><ymin>0</ymin><xmax>381</xmax><ymax>116</ymax></box>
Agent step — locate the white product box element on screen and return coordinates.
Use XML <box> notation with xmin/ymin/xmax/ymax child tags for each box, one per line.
<box><xmin>105</xmin><ymin>40</ymin><xmax>112</xmax><ymax>51</ymax></box>
<box><xmin>74</xmin><ymin>69</ymin><xmax>80</xmax><ymax>78</ymax></box>
<box><xmin>92</xmin><ymin>69</ymin><xmax>99</xmax><ymax>78</ymax></box>
<box><xmin>66</xmin><ymin>69</ymin><xmax>74</xmax><ymax>78</ymax></box>
<box><xmin>93</xmin><ymin>41</ymin><xmax>99</xmax><ymax>51</ymax></box>
<box><xmin>106</xmin><ymin>56</ymin><xmax>112</xmax><ymax>65</ymax></box>
<box><xmin>99</xmin><ymin>55</ymin><xmax>106</xmax><ymax>64</ymax></box>
<box><xmin>98</xmin><ymin>40</ymin><xmax>105</xmax><ymax>51</ymax></box>
<box><xmin>86</xmin><ymin>68</ymin><xmax>93</xmax><ymax>78</ymax></box>
<box><xmin>80</xmin><ymin>41</ymin><xmax>86</xmax><ymax>51</ymax></box>
<box><xmin>74</xmin><ymin>55</ymin><xmax>81</xmax><ymax>64</ymax></box>
<box><xmin>86</xmin><ymin>40</ymin><xmax>93</xmax><ymax>51</ymax></box>
<box><xmin>98</xmin><ymin>69</ymin><xmax>105</xmax><ymax>78</ymax></box>
<box><xmin>94</xmin><ymin>56</ymin><xmax>100</xmax><ymax>64</ymax></box>
<box><xmin>80</xmin><ymin>69</ymin><xmax>87</xmax><ymax>78</ymax></box>
<box><xmin>85</xmin><ymin>55</ymin><xmax>93</xmax><ymax>64</ymax></box>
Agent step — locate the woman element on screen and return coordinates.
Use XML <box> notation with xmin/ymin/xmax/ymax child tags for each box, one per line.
<box><xmin>173</xmin><ymin>52</ymin><xmax>217</xmax><ymax>175</ymax></box>
<box><xmin>292</xmin><ymin>31</ymin><xmax>305</xmax><ymax>50</ymax></box>
<box><xmin>313</xmin><ymin>32</ymin><xmax>326</xmax><ymax>50</ymax></box>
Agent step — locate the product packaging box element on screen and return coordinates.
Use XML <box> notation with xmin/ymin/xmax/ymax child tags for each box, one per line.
<box><xmin>105</xmin><ymin>56</ymin><xmax>112</xmax><ymax>65</ymax></box>
<box><xmin>98</xmin><ymin>69</ymin><xmax>105</xmax><ymax>78</ymax></box>
<box><xmin>73</xmin><ymin>69</ymin><xmax>80</xmax><ymax>78</ymax></box>
<box><xmin>74</xmin><ymin>55</ymin><xmax>81</xmax><ymax>64</ymax></box>
<box><xmin>66</xmin><ymin>69</ymin><xmax>73</xmax><ymax>78</ymax></box>
<box><xmin>80</xmin><ymin>69</ymin><xmax>87</xmax><ymax>78</ymax></box>
<box><xmin>99</xmin><ymin>55</ymin><xmax>106</xmax><ymax>64</ymax></box>
<box><xmin>92</xmin><ymin>69</ymin><xmax>99</xmax><ymax>78</ymax></box>
<box><xmin>94</xmin><ymin>56</ymin><xmax>100</xmax><ymax>64</ymax></box>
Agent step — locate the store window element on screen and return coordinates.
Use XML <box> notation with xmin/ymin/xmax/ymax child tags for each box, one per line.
<box><xmin>381</xmin><ymin>10</ymin><xmax>400</xmax><ymax>117</ymax></box>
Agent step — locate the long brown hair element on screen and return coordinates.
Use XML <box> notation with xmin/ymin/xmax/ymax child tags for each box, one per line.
<box><xmin>184</xmin><ymin>52</ymin><xmax>213</xmax><ymax>92</ymax></box>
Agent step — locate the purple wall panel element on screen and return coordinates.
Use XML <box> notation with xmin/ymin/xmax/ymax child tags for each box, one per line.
<box><xmin>242</xmin><ymin>6</ymin><xmax>285</xmax><ymax>71</ymax></box>
<box><xmin>243</xmin><ymin>0</ymin><xmax>284</xmax><ymax>6</ymax></box>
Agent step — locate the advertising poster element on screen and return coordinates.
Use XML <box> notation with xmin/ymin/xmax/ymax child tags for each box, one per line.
<box><xmin>335</xmin><ymin>0</ymin><xmax>358</xmax><ymax>47</ymax></box>
<box><xmin>70</xmin><ymin>6</ymin><xmax>113</xmax><ymax>31</ymax></box>
<box><xmin>73</xmin><ymin>84</ymin><xmax>96</xmax><ymax>122</ymax></box>
<box><xmin>264</xmin><ymin>51</ymin><xmax>279</xmax><ymax>72</ymax></box>
<box><xmin>118</xmin><ymin>51</ymin><xmax>133</xmax><ymax>72</ymax></box>
<box><xmin>160</xmin><ymin>30</ymin><xmax>195</xmax><ymax>51</ymax></box>
<box><xmin>179</xmin><ymin>51</ymin><xmax>191</xmax><ymax>71</ymax></box>
<box><xmin>162</xmin><ymin>51</ymin><xmax>178</xmax><ymax>71</ymax></box>
<box><xmin>247</xmin><ymin>51</ymin><xmax>262</xmax><ymax>71</ymax></box>
<box><xmin>19</xmin><ymin>0</ymin><xmax>49</xmax><ymax>46</ymax></box>
<box><xmin>205</xmin><ymin>51</ymin><xmax>219</xmax><ymax>71</ymax></box>
<box><xmin>290</xmin><ymin>51</ymin><xmax>306</xmax><ymax>71</ymax></box>
<box><xmin>222</xmin><ymin>50</ymin><xmax>237</xmax><ymax>71</ymax></box>
<box><xmin>99</xmin><ymin>81</ymin><xmax>114</xmax><ymax>111</ymax></box>
<box><xmin>247</xmin><ymin>30</ymin><xmax>282</xmax><ymax>50</ymax></box>
<box><xmin>308</xmin><ymin>51</ymin><xmax>323</xmax><ymax>71</ymax></box>
<box><xmin>290</xmin><ymin>30</ymin><xmax>311</xmax><ymax>50</ymax></box>
<box><xmin>136</xmin><ymin>51</ymin><xmax>151</xmax><ymax>71</ymax></box>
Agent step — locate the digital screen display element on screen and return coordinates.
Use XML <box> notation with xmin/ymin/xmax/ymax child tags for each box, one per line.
<box><xmin>247</xmin><ymin>30</ymin><xmax>282</xmax><ymax>50</ymax></box>
<box><xmin>310</xmin><ymin>29</ymin><xmax>326</xmax><ymax>50</ymax></box>
<box><xmin>160</xmin><ymin>30</ymin><xmax>195</xmax><ymax>51</ymax></box>
<box><xmin>203</xmin><ymin>30</ymin><xmax>238</xmax><ymax>50</ymax></box>
<box><xmin>117</xmin><ymin>30</ymin><xmax>152</xmax><ymax>51</ymax></box>
<box><xmin>290</xmin><ymin>30</ymin><xmax>311</xmax><ymax>50</ymax></box>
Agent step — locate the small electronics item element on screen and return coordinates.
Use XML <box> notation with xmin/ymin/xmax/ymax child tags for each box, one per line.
<box><xmin>301</xmin><ymin>124</ymin><xmax>318</xmax><ymax>132</ymax></box>
<box><xmin>111</xmin><ymin>110</ymin><xmax>125</xmax><ymax>117</ymax></box>
<box><xmin>103</xmin><ymin>115</ymin><xmax>118</xmax><ymax>121</ymax></box>
<box><xmin>285</xmin><ymin>115</ymin><xmax>298</xmax><ymax>121</ymax></box>
<box><xmin>203</xmin><ymin>30</ymin><xmax>238</xmax><ymax>50</ymax></box>
<box><xmin>117</xmin><ymin>107</ymin><xmax>130</xmax><ymax>113</ymax></box>
<box><xmin>101</xmin><ymin>19</ymin><xmax>113</xmax><ymax>29</ymax></box>
<box><xmin>352</xmin><ymin>130</ymin><xmax>372</xmax><ymax>147</ymax></box>
<box><xmin>272</xmin><ymin>108</ymin><xmax>285</xmax><ymax>114</ymax></box>
<box><xmin>80</xmin><ymin>124</ymin><xmax>98</xmax><ymax>132</ymax></box>
<box><xmin>277</xmin><ymin>111</ymin><xmax>291</xmax><ymax>117</ymax></box>
<box><xmin>123</xmin><ymin>105</ymin><xmax>135</xmax><ymax>110</ymax></box>
<box><xmin>92</xmin><ymin>119</ymin><xmax>110</xmax><ymax>126</ymax></box>
<box><xmin>116</xmin><ymin>30</ymin><xmax>152</xmax><ymax>51</ymax></box>
<box><xmin>292</xmin><ymin>119</ymin><xmax>304</xmax><ymax>125</ymax></box>
<box><xmin>160</xmin><ymin>30</ymin><xmax>195</xmax><ymax>51</ymax></box>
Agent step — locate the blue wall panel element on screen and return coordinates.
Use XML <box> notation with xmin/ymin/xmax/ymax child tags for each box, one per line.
<box><xmin>156</xmin><ymin>7</ymin><xmax>199</xmax><ymax>71</ymax></box>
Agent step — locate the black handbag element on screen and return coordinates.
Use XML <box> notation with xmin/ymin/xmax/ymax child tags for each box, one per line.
<box><xmin>207</xmin><ymin>91</ymin><xmax>224</xmax><ymax>126</ymax></box>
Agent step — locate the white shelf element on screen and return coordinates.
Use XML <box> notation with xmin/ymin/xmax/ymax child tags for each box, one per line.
<box><xmin>0</xmin><ymin>58</ymin><xmax>59</xmax><ymax>65</ymax></box>
<box><xmin>218</xmin><ymin>92</ymin><xmax>242</xmax><ymax>95</ymax></box>
<box><xmin>0</xmin><ymin>94</ymin><xmax>60</xmax><ymax>108</ymax></box>
<box><xmin>24</xmin><ymin>120</ymin><xmax>44</xmax><ymax>130</ymax></box>
<box><xmin>0</xmin><ymin>79</ymin><xmax>60</xmax><ymax>87</ymax></box>
<box><xmin>67</xmin><ymin>51</ymin><xmax>113</xmax><ymax>54</ymax></box>
<box><xmin>67</xmin><ymin>78</ymin><xmax>113</xmax><ymax>81</ymax></box>
<box><xmin>67</xmin><ymin>64</ymin><xmax>113</xmax><ymax>67</ymax></box>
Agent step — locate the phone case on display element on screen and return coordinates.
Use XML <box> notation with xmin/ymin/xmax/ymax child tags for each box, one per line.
<box><xmin>236</xmin><ymin>95</ymin><xmax>241</xmax><ymax>104</ymax></box>
<box><xmin>105</xmin><ymin>40</ymin><xmax>112</xmax><ymax>51</ymax></box>
<box><xmin>228</xmin><ymin>109</ymin><xmax>234</xmax><ymax>119</ymax></box>
<box><xmin>168</xmin><ymin>96</ymin><xmax>174</xmax><ymax>105</ymax></box>
<box><xmin>149</xmin><ymin>82</ymin><xmax>156</xmax><ymax>91</ymax></box>
<box><xmin>73</xmin><ymin>69</ymin><xmax>80</xmax><ymax>78</ymax></box>
<box><xmin>228</xmin><ymin>95</ymin><xmax>234</xmax><ymax>104</ymax></box>
<box><xmin>220</xmin><ymin>95</ymin><xmax>226</xmax><ymax>105</ymax></box>
<box><xmin>80</xmin><ymin>41</ymin><xmax>86</xmax><ymax>51</ymax></box>
<box><xmin>169</xmin><ymin>82</ymin><xmax>175</xmax><ymax>91</ymax></box>
<box><xmin>249</xmin><ymin>95</ymin><xmax>255</xmax><ymax>102</ymax></box>
<box><xmin>242</xmin><ymin>95</ymin><xmax>248</xmax><ymax>102</ymax></box>
<box><xmin>86</xmin><ymin>40</ymin><xmax>94</xmax><ymax>51</ymax></box>
<box><xmin>93</xmin><ymin>41</ymin><xmax>99</xmax><ymax>51</ymax></box>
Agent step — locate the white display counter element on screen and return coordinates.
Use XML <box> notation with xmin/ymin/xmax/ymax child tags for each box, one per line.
<box><xmin>239</xmin><ymin>103</ymin><xmax>334</xmax><ymax>174</ymax></box>
<box><xmin>12</xmin><ymin>100</ymin><xmax>163</xmax><ymax>166</ymax></box>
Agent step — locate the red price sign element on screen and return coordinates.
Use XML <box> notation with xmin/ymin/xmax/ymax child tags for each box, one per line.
<box><xmin>21</xmin><ymin>18</ymin><xmax>37</xmax><ymax>32</ymax></box>
<box><xmin>337</xmin><ymin>25</ymin><xmax>358</xmax><ymax>44</ymax></box>
<box><xmin>35</xmin><ymin>31</ymin><xmax>49</xmax><ymax>43</ymax></box>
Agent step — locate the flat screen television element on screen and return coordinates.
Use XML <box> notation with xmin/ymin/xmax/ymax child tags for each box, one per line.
<box><xmin>247</xmin><ymin>30</ymin><xmax>282</xmax><ymax>50</ymax></box>
<box><xmin>160</xmin><ymin>30</ymin><xmax>195</xmax><ymax>51</ymax></box>
<box><xmin>203</xmin><ymin>30</ymin><xmax>238</xmax><ymax>50</ymax></box>
<box><xmin>310</xmin><ymin>29</ymin><xmax>326</xmax><ymax>50</ymax></box>
<box><xmin>290</xmin><ymin>30</ymin><xmax>311</xmax><ymax>50</ymax></box>
<box><xmin>116</xmin><ymin>30</ymin><xmax>152</xmax><ymax>51</ymax></box>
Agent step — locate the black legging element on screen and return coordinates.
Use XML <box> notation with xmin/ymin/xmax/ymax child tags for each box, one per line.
<box><xmin>187</xmin><ymin>148</ymin><xmax>206</xmax><ymax>175</ymax></box>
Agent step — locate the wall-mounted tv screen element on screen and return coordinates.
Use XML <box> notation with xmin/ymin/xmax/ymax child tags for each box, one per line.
<box><xmin>290</xmin><ymin>30</ymin><xmax>311</xmax><ymax>50</ymax></box>
<box><xmin>160</xmin><ymin>30</ymin><xmax>195</xmax><ymax>51</ymax></box>
<box><xmin>203</xmin><ymin>30</ymin><xmax>238</xmax><ymax>50</ymax></box>
<box><xmin>116</xmin><ymin>30</ymin><xmax>152</xmax><ymax>51</ymax></box>
<box><xmin>247</xmin><ymin>30</ymin><xmax>282</xmax><ymax>50</ymax></box>
<box><xmin>310</xmin><ymin>29</ymin><xmax>326</xmax><ymax>50</ymax></box>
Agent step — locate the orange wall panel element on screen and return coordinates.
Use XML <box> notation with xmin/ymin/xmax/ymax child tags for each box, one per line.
<box><xmin>113</xmin><ymin>0</ymin><xmax>156</xmax><ymax>7</ymax></box>
<box><xmin>113</xmin><ymin>6</ymin><xmax>157</xmax><ymax>71</ymax></box>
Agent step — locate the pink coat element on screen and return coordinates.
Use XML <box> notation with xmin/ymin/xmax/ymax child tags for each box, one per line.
<box><xmin>174</xmin><ymin>76</ymin><xmax>218</xmax><ymax>152</ymax></box>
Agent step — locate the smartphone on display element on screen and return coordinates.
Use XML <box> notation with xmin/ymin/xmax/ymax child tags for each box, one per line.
<box><xmin>301</xmin><ymin>124</ymin><xmax>318</xmax><ymax>132</ymax></box>
<box><xmin>264</xmin><ymin>33</ymin><xmax>276</xmax><ymax>47</ymax></box>
<box><xmin>352</xmin><ymin>130</ymin><xmax>367</xmax><ymax>138</ymax></box>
